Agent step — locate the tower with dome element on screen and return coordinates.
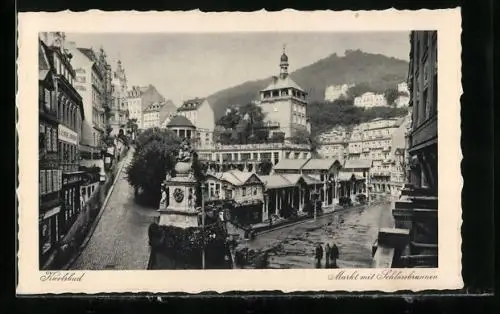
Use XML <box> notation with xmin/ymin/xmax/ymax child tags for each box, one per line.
<box><xmin>258</xmin><ymin>45</ymin><xmax>309</xmax><ymax>139</ymax></box>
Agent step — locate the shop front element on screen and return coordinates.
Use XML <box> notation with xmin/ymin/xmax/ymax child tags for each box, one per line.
<box><xmin>229</xmin><ymin>200</ymin><xmax>263</xmax><ymax>226</ymax></box>
<box><xmin>59</xmin><ymin>171</ymin><xmax>84</xmax><ymax>238</ymax></box>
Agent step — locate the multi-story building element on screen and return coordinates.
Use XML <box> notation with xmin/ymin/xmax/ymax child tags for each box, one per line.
<box><xmin>126</xmin><ymin>84</ymin><xmax>165</xmax><ymax>129</ymax></box>
<box><xmin>373</xmin><ymin>31</ymin><xmax>438</xmax><ymax>269</ymax></box>
<box><xmin>177</xmin><ymin>98</ymin><xmax>215</xmax><ymax>147</ymax></box>
<box><xmin>354</xmin><ymin>92</ymin><xmax>388</xmax><ymax>108</ymax></box>
<box><xmin>316</xmin><ymin>126</ymin><xmax>348</xmax><ymax>161</ymax></box>
<box><xmin>39</xmin><ymin>39</ymin><xmax>64</xmax><ymax>265</ymax></box>
<box><xmin>110</xmin><ymin>60</ymin><xmax>129</xmax><ymax>135</ymax></box>
<box><xmin>324</xmin><ymin>83</ymin><xmax>354</xmax><ymax>102</ymax></box>
<box><xmin>142</xmin><ymin>100</ymin><xmax>177</xmax><ymax>129</ymax></box>
<box><xmin>395</xmin><ymin>81</ymin><xmax>410</xmax><ymax>108</ymax></box>
<box><xmin>258</xmin><ymin>48</ymin><xmax>308</xmax><ymax>138</ymax></box>
<box><xmin>39</xmin><ymin>33</ymin><xmax>85</xmax><ymax>260</ymax></box>
<box><xmin>68</xmin><ymin>43</ymin><xmax>106</xmax><ymax>157</ymax></box>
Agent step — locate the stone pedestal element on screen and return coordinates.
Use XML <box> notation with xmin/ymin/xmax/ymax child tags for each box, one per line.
<box><xmin>158</xmin><ymin>161</ymin><xmax>200</xmax><ymax>229</ymax></box>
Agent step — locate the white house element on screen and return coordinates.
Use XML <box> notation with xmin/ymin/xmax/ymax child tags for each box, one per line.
<box><xmin>176</xmin><ymin>98</ymin><xmax>215</xmax><ymax>147</ymax></box>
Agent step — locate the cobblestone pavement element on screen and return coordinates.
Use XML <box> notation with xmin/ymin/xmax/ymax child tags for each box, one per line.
<box><xmin>244</xmin><ymin>201</ymin><xmax>394</xmax><ymax>269</ymax></box>
<box><xmin>71</xmin><ymin>150</ymin><xmax>158</xmax><ymax>270</ymax></box>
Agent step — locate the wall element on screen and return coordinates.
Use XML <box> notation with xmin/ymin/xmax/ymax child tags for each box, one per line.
<box><xmin>260</xmin><ymin>99</ymin><xmax>292</xmax><ymax>137</ymax></box>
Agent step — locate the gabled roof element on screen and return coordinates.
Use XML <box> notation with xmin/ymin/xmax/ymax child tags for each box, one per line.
<box><xmin>273</xmin><ymin>159</ymin><xmax>310</xmax><ymax>171</ymax></box>
<box><xmin>207</xmin><ymin>170</ymin><xmax>262</xmax><ymax>187</ymax></box>
<box><xmin>167</xmin><ymin>115</ymin><xmax>195</xmax><ymax>128</ymax></box>
<box><xmin>302</xmin><ymin>174</ymin><xmax>323</xmax><ymax>185</ymax></box>
<box><xmin>258</xmin><ymin>174</ymin><xmax>295</xmax><ymax>189</ymax></box>
<box><xmin>302</xmin><ymin>158</ymin><xmax>341</xmax><ymax>171</ymax></box>
<box><xmin>261</xmin><ymin>76</ymin><xmax>305</xmax><ymax>93</ymax></box>
<box><xmin>279</xmin><ymin>174</ymin><xmax>303</xmax><ymax>185</ymax></box>
<box><xmin>178</xmin><ymin>98</ymin><xmax>206</xmax><ymax>112</ymax></box>
<box><xmin>343</xmin><ymin>159</ymin><xmax>372</xmax><ymax>169</ymax></box>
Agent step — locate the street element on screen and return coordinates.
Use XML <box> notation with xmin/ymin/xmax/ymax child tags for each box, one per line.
<box><xmin>244</xmin><ymin>201</ymin><xmax>395</xmax><ymax>268</ymax></box>
<box><xmin>70</xmin><ymin>150</ymin><xmax>158</xmax><ymax>270</ymax></box>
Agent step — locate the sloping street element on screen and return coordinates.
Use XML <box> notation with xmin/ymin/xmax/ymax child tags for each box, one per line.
<box><xmin>70</xmin><ymin>149</ymin><xmax>158</xmax><ymax>270</ymax></box>
<box><xmin>243</xmin><ymin>201</ymin><xmax>394</xmax><ymax>268</ymax></box>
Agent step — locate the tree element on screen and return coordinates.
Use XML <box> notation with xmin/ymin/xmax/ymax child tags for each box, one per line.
<box><xmin>258</xmin><ymin>159</ymin><xmax>273</xmax><ymax>175</ymax></box>
<box><xmin>216</xmin><ymin>102</ymin><xmax>269</xmax><ymax>144</ymax></box>
<box><xmin>126</xmin><ymin>128</ymin><xmax>181</xmax><ymax>206</ymax></box>
<box><xmin>384</xmin><ymin>88</ymin><xmax>399</xmax><ymax>106</ymax></box>
<box><xmin>346</xmin><ymin>83</ymin><xmax>372</xmax><ymax>99</ymax></box>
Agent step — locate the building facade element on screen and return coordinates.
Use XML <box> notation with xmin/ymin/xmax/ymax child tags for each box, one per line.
<box><xmin>324</xmin><ymin>83</ymin><xmax>354</xmax><ymax>102</ymax></box>
<box><xmin>68</xmin><ymin>44</ymin><xmax>106</xmax><ymax>157</ymax></box>
<box><xmin>177</xmin><ymin>98</ymin><xmax>215</xmax><ymax>147</ymax></box>
<box><xmin>258</xmin><ymin>48</ymin><xmax>308</xmax><ymax>138</ymax></box>
<box><xmin>142</xmin><ymin>100</ymin><xmax>177</xmax><ymax>129</ymax></box>
<box><xmin>110</xmin><ymin>60</ymin><xmax>129</xmax><ymax>135</ymax></box>
<box><xmin>39</xmin><ymin>33</ymin><xmax>86</xmax><ymax>265</ymax></box>
<box><xmin>126</xmin><ymin>84</ymin><xmax>165</xmax><ymax>129</ymax></box>
<box><xmin>354</xmin><ymin>92</ymin><xmax>388</xmax><ymax>108</ymax></box>
<box><xmin>373</xmin><ymin>31</ymin><xmax>438</xmax><ymax>269</ymax></box>
<box><xmin>39</xmin><ymin>39</ymin><xmax>63</xmax><ymax>264</ymax></box>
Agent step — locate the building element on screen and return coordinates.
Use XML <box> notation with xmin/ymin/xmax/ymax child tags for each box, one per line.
<box><xmin>166</xmin><ymin>115</ymin><xmax>196</xmax><ymax>140</ymax></box>
<box><xmin>324</xmin><ymin>83</ymin><xmax>354</xmax><ymax>102</ymax></box>
<box><xmin>197</xmin><ymin>142</ymin><xmax>312</xmax><ymax>174</ymax></box>
<box><xmin>273</xmin><ymin>158</ymin><xmax>342</xmax><ymax>207</ymax></box>
<box><xmin>177</xmin><ymin>98</ymin><xmax>215</xmax><ymax>147</ymax></box>
<box><xmin>205</xmin><ymin>170</ymin><xmax>265</xmax><ymax>225</ymax></box>
<box><xmin>373</xmin><ymin>31</ymin><xmax>438</xmax><ymax>269</ymax></box>
<box><xmin>39</xmin><ymin>33</ymin><xmax>86</xmax><ymax>264</ymax></box>
<box><xmin>361</xmin><ymin>118</ymin><xmax>403</xmax><ymax>194</ymax></box>
<box><xmin>258</xmin><ymin>47</ymin><xmax>308</xmax><ymax>138</ymax></box>
<box><xmin>126</xmin><ymin>84</ymin><xmax>165</xmax><ymax>129</ymax></box>
<box><xmin>68</xmin><ymin>43</ymin><xmax>106</xmax><ymax>159</ymax></box>
<box><xmin>110</xmin><ymin>60</ymin><xmax>129</xmax><ymax>135</ymax></box>
<box><xmin>339</xmin><ymin>159</ymin><xmax>372</xmax><ymax>201</ymax></box>
<box><xmin>142</xmin><ymin>100</ymin><xmax>177</xmax><ymax>129</ymax></box>
<box><xmin>354</xmin><ymin>92</ymin><xmax>387</xmax><ymax>108</ymax></box>
<box><xmin>39</xmin><ymin>39</ymin><xmax>63</xmax><ymax>264</ymax></box>
<box><xmin>316</xmin><ymin>126</ymin><xmax>348</xmax><ymax>160</ymax></box>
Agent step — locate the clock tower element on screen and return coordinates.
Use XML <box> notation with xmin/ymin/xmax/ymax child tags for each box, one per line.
<box><xmin>157</xmin><ymin>140</ymin><xmax>200</xmax><ymax>228</ymax></box>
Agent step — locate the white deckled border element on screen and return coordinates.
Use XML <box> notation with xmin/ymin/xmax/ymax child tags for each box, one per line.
<box><xmin>17</xmin><ymin>8</ymin><xmax>462</xmax><ymax>294</ymax></box>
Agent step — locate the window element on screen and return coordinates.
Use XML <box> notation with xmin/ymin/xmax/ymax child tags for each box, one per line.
<box><xmin>253</xmin><ymin>187</ymin><xmax>257</xmax><ymax>195</ymax></box>
<box><xmin>242</xmin><ymin>187</ymin><xmax>247</xmax><ymax>197</ymax></box>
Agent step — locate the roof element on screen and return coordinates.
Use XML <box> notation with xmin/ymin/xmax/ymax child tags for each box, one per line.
<box><xmin>343</xmin><ymin>159</ymin><xmax>372</xmax><ymax>169</ymax></box>
<box><xmin>258</xmin><ymin>174</ymin><xmax>296</xmax><ymax>189</ymax></box>
<box><xmin>338</xmin><ymin>171</ymin><xmax>364</xmax><ymax>181</ymax></box>
<box><xmin>302</xmin><ymin>158</ymin><xmax>340</xmax><ymax>171</ymax></box>
<box><xmin>39</xmin><ymin>40</ymin><xmax>51</xmax><ymax>81</ymax></box>
<box><xmin>261</xmin><ymin>76</ymin><xmax>305</xmax><ymax>93</ymax></box>
<box><xmin>273</xmin><ymin>159</ymin><xmax>310</xmax><ymax>171</ymax></box>
<box><xmin>279</xmin><ymin>174</ymin><xmax>302</xmax><ymax>185</ymax></box>
<box><xmin>77</xmin><ymin>47</ymin><xmax>97</xmax><ymax>62</ymax></box>
<box><xmin>178</xmin><ymin>98</ymin><xmax>205</xmax><ymax>112</ymax></box>
<box><xmin>302</xmin><ymin>174</ymin><xmax>323</xmax><ymax>185</ymax></box>
<box><xmin>208</xmin><ymin>170</ymin><xmax>261</xmax><ymax>187</ymax></box>
<box><xmin>167</xmin><ymin>115</ymin><xmax>195</xmax><ymax>128</ymax></box>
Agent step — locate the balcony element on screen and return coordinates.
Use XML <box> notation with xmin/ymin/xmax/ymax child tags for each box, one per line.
<box><xmin>195</xmin><ymin>142</ymin><xmax>311</xmax><ymax>152</ymax></box>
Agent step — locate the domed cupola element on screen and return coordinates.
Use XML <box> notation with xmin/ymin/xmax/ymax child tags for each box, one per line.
<box><xmin>279</xmin><ymin>44</ymin><xmax>289</xmax><ymax>78</ymax></box>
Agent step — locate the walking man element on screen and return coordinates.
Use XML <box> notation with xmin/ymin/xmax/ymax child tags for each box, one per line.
<box><xmin>325</xmin><ymin>243</ymin><xmax>331</xmax><ymax>268</ymax></box>
<box><xmin>330</xmin><ymin>243</ymin><xmax>339</xmax><ymax>268</ymax></box>
<box><xmin>314</xmin><ymin>244</ymin><xmax>323</xmax><ymax>268</ymax></box>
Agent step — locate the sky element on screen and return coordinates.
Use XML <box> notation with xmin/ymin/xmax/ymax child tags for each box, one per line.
<box><xmin>66</xmin><ymin>32</ymin><xmax>410</xmax><ymax>105</ymax></box>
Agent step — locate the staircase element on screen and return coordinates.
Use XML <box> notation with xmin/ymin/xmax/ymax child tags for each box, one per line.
<box><xmin>372</xmin><ymin>184</ymin><xmax>438</xmax><ymax>268</ymax></box>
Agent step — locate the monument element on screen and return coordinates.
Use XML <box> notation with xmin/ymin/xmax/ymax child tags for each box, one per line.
<box><xmin>158</xmin><ymin>139</ymin><xmax>200</xmax><ymax>228</ymax></box>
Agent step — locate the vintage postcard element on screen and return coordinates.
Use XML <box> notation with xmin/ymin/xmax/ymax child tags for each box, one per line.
<box><xmin>17</xmin><ymin>9</ymin><xmax>462</xmax><ymax>294</ymax></box>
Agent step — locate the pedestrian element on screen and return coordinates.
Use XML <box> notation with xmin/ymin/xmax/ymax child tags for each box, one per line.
<box><xmin>314</xmin><ymin>243</ymin><xmax>323</xmax><ymax>268</ymax></box>
<box><xmin>330</xmin><ymin>243</ymin><xmax>339</xmax><ymax>268</ymax></box>
<box><xmin>324</xmin><ymin>243</ymin><xmax>331</xmax><ymax>268</ymax></box>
